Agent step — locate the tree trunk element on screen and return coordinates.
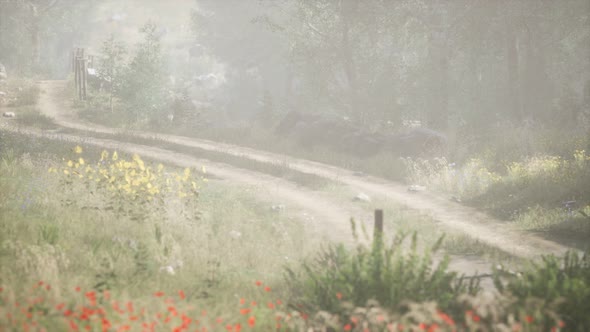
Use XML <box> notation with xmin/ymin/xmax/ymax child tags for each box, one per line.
<box><xmin>428</xmin><ymin>29</ymin><xmax>450</xmax><ymax>131</ymax></box>
<box><xmin>30</xmin><ymin>4</ymin><xmax>41</xmax><ymax>70</ymax></box>
<box><xmin>506</xmin><ymin>24</ymin><xmax>523</xmax><ymax>122</ymax></box>
<box><xmin>340</xmin><ymin>0</ymin><xmax>362</xmax><ymax>125</ymax></box>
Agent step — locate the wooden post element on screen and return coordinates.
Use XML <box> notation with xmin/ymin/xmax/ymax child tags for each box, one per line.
<box><xmin>82</xmin><ymin>48</ymin><xmax>87</xmax><ymax>100</ymax></box>
<box><xmin>374</xmin><ymin>209</ymin><xmax>383</xmax><ymax>238</ymax></box>
<box><xmin>74</xmin><ymin>49</ymin><xmax>80</xmax><ymax>99</ymax></box>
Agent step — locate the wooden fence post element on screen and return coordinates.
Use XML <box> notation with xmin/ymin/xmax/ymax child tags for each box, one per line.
<box><xmin>73</xmin><ymin>48</ymin><xmax>88</xmax><ymax>101</ymax></box>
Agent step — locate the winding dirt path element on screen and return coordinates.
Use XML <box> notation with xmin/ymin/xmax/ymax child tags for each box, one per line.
<box><xmin>34</xmin><ymin>80</ymin><xmax>574</xmax><ymax>261</ymax></box>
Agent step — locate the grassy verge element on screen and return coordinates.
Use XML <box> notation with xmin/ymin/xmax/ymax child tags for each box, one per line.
<box><xmin>1</xmin><ymin>130</ymin><xmax>589</xmax><ymax>331</ymax></box>
<box><xmin>404</xmin><ymin>151</ymin><xmax>590</xmax><ymax>249</ymax></box>
<box><xmin>0</xmin><ymin>130</ymin><xmax>315</xmax><ymax>328</ymax></box>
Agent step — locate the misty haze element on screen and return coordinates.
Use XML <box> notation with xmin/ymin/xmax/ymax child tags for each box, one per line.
<box><xmin>0</xmin><ymin>0</ymin><xmax>589</xmax><ymax>331</ymax></box>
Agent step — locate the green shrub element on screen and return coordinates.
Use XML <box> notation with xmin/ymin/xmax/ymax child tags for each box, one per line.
<box><xmin>284</xmin><ymin>220</ymin><xmax>480</xmax><ymax>315</ymax></box>
<box><xmin>494</xmin><ymin>250</ymin><xmax>590</xmax><ymax>331</ymax></box>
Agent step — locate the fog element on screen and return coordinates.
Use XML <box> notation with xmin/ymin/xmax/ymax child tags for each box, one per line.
<box><xmin>3</xmin><ymin>0</ymin><xmax>588</xmax><ymax>137</ymax></box>
<box><xmin>1</xmin><ymin>1</ymin><xmax>590</xmax><ymax>330</ymax></box>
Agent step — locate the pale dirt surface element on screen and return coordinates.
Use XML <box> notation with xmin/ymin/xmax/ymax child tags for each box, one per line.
<box><xmin>1</xmin><ymin>80</ymin><xmax>576</xmax><ymax>282</ymax></box>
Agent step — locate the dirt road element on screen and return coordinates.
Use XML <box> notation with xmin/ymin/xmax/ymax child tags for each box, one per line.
<box><xmin>33</xmin><ymin>80</ymin><xmax>575</xmax><ymax>261</ymax></box>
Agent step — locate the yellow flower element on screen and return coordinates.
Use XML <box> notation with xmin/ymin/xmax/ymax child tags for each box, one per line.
<box><xmin>100</xmin><ymin>150</ymin><xmax>109</xmax><ymax>161</ymax></box>
<box><xmin>112</xmin><ymin>151</ymin><xmax>118</xmax><ymax>161</ymax></box>
<box><xmin>157</xmin><ymin>164</ymin><xmax>164</xmax><ymax>173</ymax></box>
<box><xmin>79</xmin><ymin>158</ymin><xmax>85</xmax><ymax>165</ymax></box>
<box><xmin>202</xmin><ymin>165</ymin><xmax>206</xmax><ymax>174</ymax></box>
<box><xmin>63</xmin><ymin>169</ymin><xmax>70</xmax><ymax>175</ymax></box>
<box><xmin>67</xmin><ymin>160</ymin><xmax>73</xmax><ymax>168</ymax></box>
<box><xmin>73</xmin><ymin>145</ymin><xmax>83</xmax><ymax>154</ymax></box>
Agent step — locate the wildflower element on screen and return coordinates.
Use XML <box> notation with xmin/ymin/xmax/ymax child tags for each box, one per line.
<box><xmin>437</xmin><ymin>311</ymin><xmax>455</xmax><ymax>326</ymax></box>
<box><xmin>74</xmin><ymin>146</ymin><xmax>83</xmax><ymax>154</ymax></box>
<box><xmin>178</xmin><ymin>290</ymin><xmax>186</xmax><ymax>300</ymax></box>
<box><xmin>79</xmin><ymin>158</ymin><xmax>85</xmax><ymax>165</ymax></box>
<box><xmin>67</xmin><ymin>160</ymin><xmax>74</xmax><ymax>167</ymax></box>
<box><xmin>154</xmin><ymin>291</ymin><xmax>165</xmax><ymax>297</ymax></box>
<box><xmin>336</xmin><ymin>292</ymin><xmax>343</xmax><ymax>300</ymax></box>
<box><xmin>267</xmin><ymin>302</ymin><xmax>275</xmax><ymax>309</ymax></box>
<box><xmin>525</xmin><ymin>316</ymin><xmax>534</xmax><ymax>324</ymax></box>
<box><xmin>112</xmin><ymin>151</ymin><xmax>118</xmax><ymax>161</ymax></box>
<box><xmin>344</xmin><ymin>324</ymin><xmax>352</xmax><ymax>331</ymax></box>
<box><xmin>240</xmin><ymin>308</ymin><xmax>251</xmax><ymax>315</ymax></box>
<box><xmin>264</xmin><ymin>286</ymin><xmax>271</xmax><ymax>292</ymax></box>
<box><xmin>239</xmin><ymin>298</ymin><xmax>246</xmax><ymax>305</ymax></box>
<box><xmin>248</xmin><ymin>316</ymin><xmax>255</xmax><ymax>327</ymax></box>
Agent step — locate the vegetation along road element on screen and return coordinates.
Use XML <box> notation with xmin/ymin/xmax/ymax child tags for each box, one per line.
<box><xmin>26</xmin><ymin>80</ymin><xmax>575</xmax><ymax>263</ymax></box>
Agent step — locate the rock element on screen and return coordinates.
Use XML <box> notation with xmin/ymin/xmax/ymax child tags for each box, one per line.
<box><xmin>450</xmin><ymin>196</ymin><xmax>462</xmax><ymax>203</ymax></box>
<box><xmin>408</xmin><ymin>185</ymin><xmax>426</xmax><ymax>192</ymax></box>
<box><xmin>2</xmin><ymin>112</ymin><xmax>15</xmax><ymax>118</ymax></box>
<box><xmin>229</xmin><ymin>230</ymin><xmax>242</xmax><ymax>239</ymax></box>
<box><xmin>0</xmin><ymin>91</ymin><xmax>6</xmax><ymax>96</ymax></box>
<box><xmin>159</xmin><ymin>265</ymin><xmax>176</xmax><ymax>275</ymax></box>
<box><xmin>353</xmin><ymin>192</ymin><xmax>371</xmax><ymax>202</ymax></box>
<box><xmin>271</xmin><ymin>204</ymin><xmax>285</xmax><ymax>211</ymax></box>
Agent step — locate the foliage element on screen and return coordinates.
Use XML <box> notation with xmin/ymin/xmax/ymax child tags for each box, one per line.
<box><xmin>494</xmin><ymin>250</ymin><xmax>590</xmax><ymax>331</ymax></box>
<box><xmin>118</xmin><ymin>21</ymin><xmax>169</xmax><ymax>126</ymax></box>
<box><xmin>284</xmin><ymin>220</ymin><xmax>480</xmax><ymax>316</ymax></box>
<box><xmin>97</xmin><ymin>34</ymin><xmax>127</xmax><ymax>113</ymax></box>
<box><xmin>0</xmin><ymin>0</ymin><xmax>97</xmax><ymax>76</ymax></box>
<box><xmin>404</xmin><ymin>157</ymin><xmax>501</xmax><ymax>199</ymax></box>
<box><xmin>47</xmin><ymin>146</ymin><xmax>202</xmax><ymax>225</ymax></box>
<box><xmin>403</xmin><ymin>150</ymin><xmax>590</xmax><ymax>241</ymax></box>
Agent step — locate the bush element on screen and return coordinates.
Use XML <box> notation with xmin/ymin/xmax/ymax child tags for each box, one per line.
<box><xmin>283</xmin><ymin>220</ymin><xmax>480</xmax><ymax>316</ymax></box>
<box><xmin>494</xmin><ymin>250</ymin><xmax>590</xmax><ymax>331</ymax></box>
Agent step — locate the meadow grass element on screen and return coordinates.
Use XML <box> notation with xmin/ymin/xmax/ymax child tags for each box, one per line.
<box><xmin>0</xmin><ymin>131</ymin><xmax>320</xmax><ymax>329</ymax></box>
<box><xmin>1</xmin><ymin>130</ymin><xmax>588</xmax><ymax>331</ymax></box>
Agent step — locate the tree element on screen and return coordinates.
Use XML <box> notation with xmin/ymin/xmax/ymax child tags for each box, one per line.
<box><xmin>119</xmin><ymin>21</ymin><xmax>168</xmax><ymax>125</ymax></box>
<box><xmin>0</xmin><ymin>0</ymin><xmax>97</xmax><ymax>76</ymax></box>
<box><xmin>98</xmin><ymin>35</ymin><xmax>126</xmax><ymax>113</ymax></box>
